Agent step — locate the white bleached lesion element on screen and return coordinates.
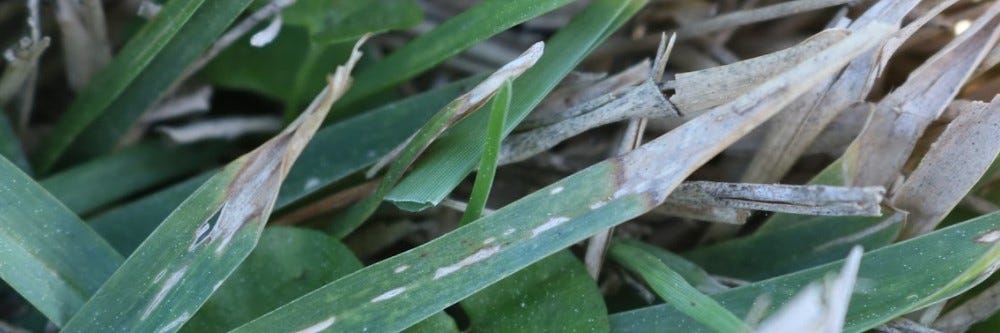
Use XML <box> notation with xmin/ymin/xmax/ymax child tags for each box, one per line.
<box><xmin>433</xmin><ymin>246</ymin><xmax>502</xmax><ymax>280</ymax></box>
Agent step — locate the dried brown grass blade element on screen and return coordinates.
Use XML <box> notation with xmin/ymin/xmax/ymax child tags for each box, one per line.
<box><xmin>667</xmin><ymin>181</ymin><xmax>885</xmax><ymax>217</ymax></box>
<box><xmin>656</xmin><ymin>201</ymin><xmax>751</xmax><ymax>225</ymax></box>
<box><xmin>614</xmin><ymin>22</ymin><xmax>893</xmax><ymax>209</ymax></box>
<box><xmin>741</xmin><ymin>0</ymin><xmax>937</xmax><ymax>183</ymax></box>
<box><xmin>669</xmin><ymin>29</ymin><xmax>848</xmax><ymax>113</ymax></box>
<box><xmin>844</xmin><ymin>3</ymin><xmax>1000</xmax><ymax>188</ymax></box>
<box><xmin>675</xmin><ymin>0</ymin><xmax>854</xmax><ymax>39</ymax></box>
<box><xmin>498</xmin><ymin>77</ymin><xmax>675</xmax><ymax>165</ymax></box>
<box><xmin>893</xmin><ymin>95</ymin><xmax>1000</xmax><ymax>239</ymax></box>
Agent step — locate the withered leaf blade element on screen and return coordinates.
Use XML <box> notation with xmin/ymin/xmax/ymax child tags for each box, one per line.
<box><xmin>741</xmin><ymin>0</ymin><xmax>932</xmax><ymax>183</ymax></box>
<box><xmin>667</xmin><ymin>181</ymin><xmax>884</xmax><ymax>217</ymax></box>
<box><xmin>60</xmin><ymin>37</ymin><xmax>367</xmax><ymax>333</ymax></box>
<box><xmin>844</xmin><ymin>3</ymin><xmax>1000</xmax><ymax>188</ymax></box>
<box><xmin>894</xmin><ymin>95</ymin><xmax>1000</xmax><ymax>239</ymax></box>
<box><xmin>670</xmin><ymin>29</ymin><xmax>847</xmax><ymax>113</ymax></box>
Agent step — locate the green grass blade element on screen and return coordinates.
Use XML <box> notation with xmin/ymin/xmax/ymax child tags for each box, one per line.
<box><xmin>459</xmin><ymin>80</ymin><xmax>510</xmax><ymax>225</ymax></box>
<box><xmin>335</xmin><ymin>0</ymin><xmax>575</xmax><ymax>111</ymax></box>
<box><xmin>609</xmin><ymin>241</ymin><xmax>749</xmax><ymax>333</ymax></box>
<box><xmin>616</xmin><ymin>239</ymin><xmax>727</xmax><ymax>294</ymax></box>
<box><xmin>330</xmin><ymin>44</ymin><xmax>542</xmax><ymax>237</ymax></box>
<box><xmin>91</xmin><ymin>172</ymin><xmax>213</xmax><ymax>255</ymax></box>
<box><xmin>41</xmin><ymin>140</ymin><xmax>225</xmax><ymax>216</ymax></box>
<box><xmin>88</xmin><ymin>77</ymin><xmax>480</xmax><ymax>255</ymax></box>
<box><xmin>684</xmin><ymin>214</ymin><xmax>898</xmax><ymax>281</ymax></box>
<box><xmin>0</xmin><ymin>155</ymin><xmax>123</xmax><ymax>327</ymax></box>
<box><xmin>61</xmin><ymin>48</ymin><xmax>362</xmax><ymax>333</ymax></box>
<box><xmin>0</xmin><ymin>112</ymin><xmax>30</xmax><ymax>173</ymax></box>
<box><xmin>610</xmin><ymin>212</ymin><xmax>1000</xmax><ymax>333</ymax></box>
<box><xmin>385</xmin><ymin>0</ymin><xmax>648</xmax><ymax>211</ymax></box>
<box><xmin>35</xmin><ymin>0</ymin><xmax>252</xmax><ymax>171</ymax></box>
<box><xmin>230</xmin><ymin>26</ymin><xmax>887</xmax><ymax>333</ymax></box>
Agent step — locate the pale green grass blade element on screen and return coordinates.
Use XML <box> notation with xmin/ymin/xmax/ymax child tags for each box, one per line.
<box><xmin>91</xmin><ymin>172</ymin><xmax>212</xmax><ymax>255</ymax></box>
<box><xmin>459</xmin><ymin>80</ymin><xmax>510</xmax><ymax>225</ymax></box>
<box><xmin>35</xmin><ymin>0</ymin><xmax>252</xmax><ymax>171</ymax></box>
<box><xmin>0</xmin><ymin>112</ymin><xmax>29</xmax><ymax>173</ymax></box>
<box><xmin>231</xmin><ymin>26</ymin><xmax>889</xmax><ymax>333</ymax></box>
<box><xmin>460</xmin><ymin>251</ymin><xmax>610</xmax><ymax>332</ymax></box>
<box><xmin>0</xmin><ymin>155</ymin><xmax>123</xmax><ymax>327</ymax></box>
<box><xmin>609</xmin><ymin>241</ymin><xmax>748</xmax><ymax>333</ymax></box>
<box><xmin>41</xmin><ymin>140</ymin><xmax>225</xmax><ymax>216</ymax></box>
<box><xmin>616</xmin><ymin>239</ymin><xmax>727</xmax><ymax>294</ymax></box>
<box><xmin>386</xmin><ymin>0</ymin><xmax>647</xmax><ymax>211</ymax></box>
<box><xmin>88</xmin><ymin>76</ymin><xmax>480</xmax><ymax>255</ymax></box>
<box><xmin>181</xmin><ymin>226</ymin><xmax>362</xmax><ymax>332</ymax></box>
<box><xmin>330</xmin><ymin>44</ymin><xmax>543</xmax><ymax>237</ymax></box>
<box><xmin>610</xmin><ymin>212</ymin><xmax>1000</xmax><ymax>333</ymax></box>
<box><xmin>336</xmin><ymin>0</ymin><xmax>575</xmax><ymax>111</ymax></box>
<box><xmin>61</xmin><ymin>46</ymin><xmax>363</xmax><ymax>333</ymax></box>
<box><xmin>685</xmin><ymin>213</ymin><xmax>898</xmax><ymax>281</ymax></box>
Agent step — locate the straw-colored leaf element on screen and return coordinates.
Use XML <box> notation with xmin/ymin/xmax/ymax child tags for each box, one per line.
<box><xmin>894</xmin><ymin>95</ymin><xmax>1000</xmax><ymax>238</ymax></box>
<box><xmin>741</xmin><ymin>0</ymin><xmax>946</xmax><ymax>183</ymax></box>
<box><xmin>843</xmin><ymin>2</ymin><xmax>1000</xmax><ymax>188</ymax></box>
<box><xmin>670</xmin><ymin>29</ymin><xmax>847</xmax><ymax>112</ymax></box>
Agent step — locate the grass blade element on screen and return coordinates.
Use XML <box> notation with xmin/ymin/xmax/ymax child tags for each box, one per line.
<box><xmin>88</xmin><ymin>77</ymin><xmax>481</xmax><ymax>255</ymax></box>
<box><xmin>460</xmin><ymin>79</ymin><xmax>510</xmax><ymax>225</ymax></box>
<box><xmin>61</xmin><ymin>41</ymin><xmax>364</xmax><ymax>333</ymax></box>
<box><xmin>230</xmin><ymin>24</ymin><xmax>890</xmax><ymax>333</ymax></box>
<box><xmin>91</xmin><ymin>173</ymin><xmax>213</xmax><ymax>255</ymax></box>
<box><xmin>0</xmin><ymin>155</ymin><xmax>123</xmax><ymax>327</ymax></box>
<box><xmin>385</xmin><ymin>0</ymin><xmax>648</xmax><ymax>211</ymax></box>
<box><xmin>335</xmin><ymin>0</ymin><xmax>575</xmax><ymax>111</ymax></box>
<box><xmin>35</xmin><ymin>0</ymin><xmax>253</xmax><ymax>171</ymax></box>
<box><xmin>617</xmin><ymin>239</ymin><xmax>727</xmax><ymax>294</ymax></box>
<box><xmin>610</xmin><ymin>212</ymin><xmax>1000</xmax><ymax>333</ymax></box>
<box><xmin>330</xmin><ymin>44</ymin><xmax>543</xmax><ymax>237</ymax></box>
<box><xmin>41</xmin><ymin>140</ymin><xmax>225</xmax><ymax>216</ymax></box>
<box><xmin>843</xmin><ymin>2</ymin><xmax>1000</xmax><ymax>188</ymax></box>
<box><xmin>609</xmin><ymin>241</ymin><xmax>749</xmax><ymax>333</ymax></box>
<box><xmin>894</xmin><ymin>95</ymin><xmax>1000</xmax><ymax>238</ymax></box>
